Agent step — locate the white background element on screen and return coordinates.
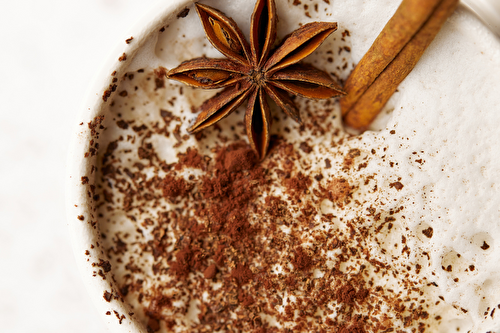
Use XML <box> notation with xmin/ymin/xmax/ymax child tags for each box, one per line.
<box><xmin>0</xmin><ymin>1</ymin><xmax>159</xmax><ymax>332</ymax></box>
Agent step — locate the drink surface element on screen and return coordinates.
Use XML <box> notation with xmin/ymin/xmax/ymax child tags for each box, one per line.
<box><xmin>90</xmin><ymin>0</ymin><xmax>500</xmax><ymax>331</ymax></box>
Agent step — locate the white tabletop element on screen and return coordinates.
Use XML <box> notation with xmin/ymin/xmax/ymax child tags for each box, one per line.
<box><xmin>0</xmin><ymin>1</ymin><xmax>159</xmax><ymax>332</ymax></box>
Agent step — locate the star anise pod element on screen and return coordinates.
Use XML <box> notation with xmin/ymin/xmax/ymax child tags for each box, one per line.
<box><xmin>167</xmin><ymin>0</ymin><xmax>344</xmax><ymax>159</ymax></box>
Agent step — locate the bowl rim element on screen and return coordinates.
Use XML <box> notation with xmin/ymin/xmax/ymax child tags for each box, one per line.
<box><xmin>65</xmin><ymin>0</ymin><xmax>194</xmax><ymax>332</ymax></box>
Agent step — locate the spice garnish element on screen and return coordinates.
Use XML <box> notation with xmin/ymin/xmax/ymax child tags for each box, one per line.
<box><xmin>341</xmin><ymin>0</ymin><xmax>459</xmax><ymax>130</ymax></box>
<box><xmin>167</xmin><ymin>0</ymin><xmax>344</xmax><ymax>159</ymax></box>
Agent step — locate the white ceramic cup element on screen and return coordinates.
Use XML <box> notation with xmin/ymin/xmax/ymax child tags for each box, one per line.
<box><xmin>66</xmin><ymin>0</ymin><xmax>500</xmax><ymax>332</ymax></box>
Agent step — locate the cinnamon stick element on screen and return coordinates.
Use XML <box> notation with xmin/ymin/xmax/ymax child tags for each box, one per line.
<box><xmin>340</xmin><ymin>0</ymin><xmax>442</xmax><ymax>116</ymax></box>
<box><xmin>344</xmin><ymin>0</ymin><xmax>459</xmax><ymax>130</ymax></box>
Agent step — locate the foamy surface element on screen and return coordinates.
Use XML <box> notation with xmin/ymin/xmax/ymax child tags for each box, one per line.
<box><xmin>93</xmin><ymin>0</ymin><xmax>500</xmax><ymax>331</ymax></box>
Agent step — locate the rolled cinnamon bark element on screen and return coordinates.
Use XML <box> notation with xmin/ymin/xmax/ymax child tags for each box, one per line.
<box><xmin>344</xmin><ymin>0</ymin><xmax>459</xmax><ymax>130</ymax></box>
<box><xmin>340</xmin><ymin>0</ymin><xmax>442</xmax><ymax>116</ymax></box>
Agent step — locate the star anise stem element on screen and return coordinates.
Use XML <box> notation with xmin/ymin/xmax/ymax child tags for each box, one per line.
<box><xmin>167</xmin><ymin>0</ymin><xmax>345</xmax><ymax>160</ymax></box>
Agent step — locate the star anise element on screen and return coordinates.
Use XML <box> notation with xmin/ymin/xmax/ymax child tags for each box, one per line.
<box><xmin>167</xmin><ymin>0</ymin><xmax>344</xmax><ymax>159</ymax></box>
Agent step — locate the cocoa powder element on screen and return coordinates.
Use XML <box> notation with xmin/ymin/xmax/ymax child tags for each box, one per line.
<box><xmin>97</xmin><ymin>136</ymin><xmax>435</xmax><ymax>331</ymax></box>
<box><xmin>92</xmin><ymin>70</ymin><xmax>442</xmax><ymax>332</ymax></box>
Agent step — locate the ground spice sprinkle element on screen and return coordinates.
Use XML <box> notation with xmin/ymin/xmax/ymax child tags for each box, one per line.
<box><xmin>91</xmin><ymin>68</ymin><xmax>445</xmax><ymax>332</ymax></box>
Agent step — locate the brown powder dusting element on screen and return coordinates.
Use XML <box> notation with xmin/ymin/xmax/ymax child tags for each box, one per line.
<box><xmin>159</xmin><ymin>174</ymin><xmax>192</xmax><ymax>199</ymax></box>
<box><xmin>95</xmin><ymin>259</ymin><xmax>112</xmax><ymax>273</ymax></box>
<box><xmin>389</xmin><ymin>181</ymin><xmax>404</xmax><ymax>190</ymax></box>
<box><xmin>147</xmin><ymin>318</ymin><xmax>160</xmax><ymax>332</ymax></box>
<box><xmin>292</xmin><ymin>247</ymin><xmax>313</xmax><ymax>271</ymax></box>
<box><xmin>103</xmin><ymin>85</ymin><xmax>116</xmax><ymax>102</ymax></box>
<box><xmin>116</xmin><ymin>120</ymin><xmax>129</xmax><ymax>129</ymax></box>
<box><xmin>230</xmin><ymin>264</ymin><xmax>254</xmax><ymax>285</ymax></box>
<box><xmin>299</xmin><ymin>141</ymin><xmax>312</xmax><ymax>153</ymax></box>
<box><xmin>203</xmin><ymin>264</ymin><xmax>217</xmax><ymax>279</ymax></box>
<box><xmin>325</xmin><ymin>158</ymin><xmax>332</xmax><ymax>168</ymax></box>
<box><xmin>155</xmin><ymin>77</ymin><xmax>165</xmax><ymax>89</ymax></box>
<box><xmin>285</xmin><ymin>172</ymin><xmax>311</xmax><ymax>194</ymax></box>
<box><xmin>170</xmin><ymin>245</ymin><xmax>203</xmax><ymax>277</ymax></box>
<box><xmin>328</xmin><ymin>177</ymin><xmax>350</xmax><ymax>203</ymax></box>
<box><xmin>422</xmin><ymin>227</ymin><xmax>434</xmax><ymax>238</ymax></box>
<box><xmin>223</xmin><ymin>147</ymin><xmax>257</xmax><ymax>172</ymax></box>
<box><xmin>339</xmin><ymin>315</ymin><xmax>366</xmax><ymax>333</ymax></box>
<box><xmin>153</xmin><ymin>66</ymin><xmax>167</xmax><ymax>78</ymax></box>
<box><xmin>238</xmin><ymin>292</ymin><xmax>254</xmax><ymax>307</ymax></box>
<box><xmin>337</xmin><ymin>283</ymin><xmax>356</xmax><ymax>304</ymax></box>
<box><xmin>214</xmin><ymin>244</ymin><xmax>226</xmax><ymax>266</ymax></box>
<box><xmin>103</xmin><ymin>291</ymin><xmax>112</xmax><ymax>302</ymax></box>
<box><xmin>95</xmin><ymin>71</ymin><xmax>440</xmax><ymax>333</ymax></box>
<box><xmin>96</xmin><ymin>131</ymin><xmax>438</xmax><ymax>331</ymax></box>
<box><xmin>96</xmin><ymin>129</ymin><xmax>439</xmax><ymax>332</ymax></box>
<box><xmin>177</xmin><ymin>7</ymin><xmax>190</xmax><ymax>18</ymax></box>
<box><xmin>176</xmin><ymin>147</ymin><xmax>204</xmax><ymax>170</ymax></box>
<box><xmin>343</xmin><ymin>148</ymin><xmax>360</xmax><ymax>169</ymax></box>
<box><xmin>265</xmin><ymin>196</ymin><xmax>288</xmax><ymax>218</ymax></box>
<box><xmin>153</xmin><ymin>67</ymin><xmax>166</xmax><ymax>90</ymax></box>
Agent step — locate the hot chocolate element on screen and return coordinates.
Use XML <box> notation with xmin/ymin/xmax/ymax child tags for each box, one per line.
<box><xmin>75</xmin><ymin>0</ymin><xmax>500</xmax><ymax>332</ymax></box>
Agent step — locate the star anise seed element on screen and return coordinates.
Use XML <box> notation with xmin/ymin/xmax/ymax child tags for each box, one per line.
<box><xmin>167</xmin><ymin>0</ymin><xmax>345</xmax><ymax>160</ymax></box>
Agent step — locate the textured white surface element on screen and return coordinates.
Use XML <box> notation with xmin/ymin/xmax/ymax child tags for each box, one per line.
<box><xmin>381</xmin><ymin>8</ymin><xmax>500</xmax><ymax>329</ymax></box>
<box><xmin>0</xmin><ymin>1</ymin><xmax>159</xmax><ymax>332</ymax></box>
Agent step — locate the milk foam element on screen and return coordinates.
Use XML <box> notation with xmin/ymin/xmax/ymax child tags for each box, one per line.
<box><xmin>113</xmin><ymin>0</ymin><xmax>500</xmax><ymax>331</ymax></box>
<box><xmin>379</xmin><ymin>8</ymin><xmax>500</xmax><ymax>331</ymax></box>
